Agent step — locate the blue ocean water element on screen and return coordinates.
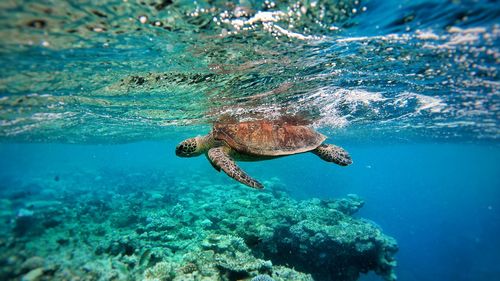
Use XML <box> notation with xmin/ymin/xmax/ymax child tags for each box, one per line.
<box><xmin>1</xmin><ymin>0</ymin><xmax>499</xmax><ymax>280</ymax></box>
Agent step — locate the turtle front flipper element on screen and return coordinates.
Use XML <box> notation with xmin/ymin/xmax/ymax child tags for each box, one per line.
<box><xmin>312</xmin><ymin>144</ymin><xmax>353</xmax><ymax>166</ymax></box>
<box><xmin>207</xmin><ymin>147</ymin><xmax>264</xmax><ymax>189</ymax></box>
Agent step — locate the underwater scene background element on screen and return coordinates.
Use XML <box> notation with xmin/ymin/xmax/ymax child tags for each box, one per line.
<box><xmin>0</xmin><ymin>0</ymin><xmax>499</xmax><ymax>281</ymax></box>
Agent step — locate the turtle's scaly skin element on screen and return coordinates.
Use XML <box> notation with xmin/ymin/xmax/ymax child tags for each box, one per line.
<box><xmin>212</xmin><ymin>120</ymin><xmax>326</xmax><ymax>156</ymax></box>
<box><xmin>208</xmin><ymin>146</ymin><xmax>263</xmax><ymax>189</ymax></box>
<box><xmin>312</xmin><ymin>144</ymin><xmax>352</xmax><ymax>166</ymax></box>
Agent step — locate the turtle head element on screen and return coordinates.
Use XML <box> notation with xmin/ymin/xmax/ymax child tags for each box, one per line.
<box><xmin>175</xmin><ymin>137</ymin><xmax>205</xmax><ymax>157</ymax></box>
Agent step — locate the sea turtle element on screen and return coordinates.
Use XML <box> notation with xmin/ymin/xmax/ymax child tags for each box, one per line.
<box><xmin>175</xmin><ymin>120</ymin><xmax>352</xmax><ymax>189</ymax></box>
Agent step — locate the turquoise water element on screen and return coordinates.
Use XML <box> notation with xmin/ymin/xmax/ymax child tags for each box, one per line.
<box><xmin>1</xmin><ymin>0</ymin><xmax>499</xmax><ymax>280</ymax></box>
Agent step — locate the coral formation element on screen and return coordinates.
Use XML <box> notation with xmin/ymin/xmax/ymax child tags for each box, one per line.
<box><xmin>143</xmin><ymin>261</ymin><xmax>176</xmax><ymax>281</ymax></box>
<box><xmin>252</xmin><ymin>274</ymin><xmax>275</xmax><ymax>281</ymax></box>
<box><xmin>0</xmin><ymin>169</ymin><xmax>397</xmax><ymax>281</ymax></box>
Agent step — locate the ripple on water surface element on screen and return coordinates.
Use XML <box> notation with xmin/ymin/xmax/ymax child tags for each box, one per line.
<box><xmin>0</xmin><ymin>0</ymin><xmax>498</xmax><ymax>142</ymax></box>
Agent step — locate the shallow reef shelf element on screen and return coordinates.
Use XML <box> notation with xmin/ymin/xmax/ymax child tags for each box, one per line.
<box><xmin>0</xmin><ymin>171</ymin><xmax>397</xmax><ymax>281</ymax></box>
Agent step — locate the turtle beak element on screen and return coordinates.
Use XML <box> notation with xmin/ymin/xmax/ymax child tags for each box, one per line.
<box><xmin>175</xmin><ymin>144</ymin><xmax>183</xmax><ymax>156</ymax></box>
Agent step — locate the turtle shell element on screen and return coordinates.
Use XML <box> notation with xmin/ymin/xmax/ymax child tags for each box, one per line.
<box><xmin>212</xmin><ymin>120</ymin><xmax>326</xmax><ymax>156</ymax></box>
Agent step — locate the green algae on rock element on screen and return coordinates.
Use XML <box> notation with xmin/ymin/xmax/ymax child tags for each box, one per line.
<box><xmin>0</xmin><ymin>170</ymin><xmax>397</xmax><ymax>281</ymax></box>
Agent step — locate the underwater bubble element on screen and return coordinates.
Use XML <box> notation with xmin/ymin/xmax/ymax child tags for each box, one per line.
<box><xmin>139</xmin><ymin>15</ymin><xmax>148</xmax><ymax>24</ymax></box>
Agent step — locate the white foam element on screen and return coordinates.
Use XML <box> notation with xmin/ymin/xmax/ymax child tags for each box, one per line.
<box><xmin>415</xmin><ymin>30</ymin><xmax>440</xmax><ymax>40</ymax></box>
<box><xmin>422</xmin><ymin>26</ymin><xmax>497</xmax><ymax>50</ymax></box>
<box><xmin>31</xmin><ymin>112</ymin><xmax>74</xmax><ymax>121</ymax></box>
<box><xmin>336</xmin><ymin>36</ymin><xmax>372</xmax><ymax>42</ymax></box>
<box><xmin>338</xmin><ymin>89</ymin><xmax>386</xmax><ymax>104</ymax></box>
<box><xmin>218</xmin><ymin>9</ymin><xmax>322</xmax><ymax>41</ymax></box>
<box><xmin>448</xmin><ymin>27</ymin><xmax>486</xmax><ymax>34</ymax></box>
<box><xmin>270</xmin><ymin>24</ymin><xmax>321</xmax><ymax>41</ymax></box>
<box><xmin>434</xmin><ymin>121</ymin><xmax>477</xmax><ymax>128</ymax></box>
<box><xmin>220</xmin><ymin>10</ymin><xmax>284</xmax><ymax>30</ymax></box>
<box><xmin>304</xmin><ymin>87</ymin><xmax>386</xmax><ymax>128</ymax></box>
<box><xmin>248</xmin><ymin>11</ymin><xmax>284</xmax><ymax>24</ymax></box>
<box><xmin>397</xmin><ymin>92</ymin><xmax>447</xmax><ymax>113</ymax></box>
<box><xmin>336</xmin><ymin>33</ymin><xmax>410</xmax><ymax>43</ymax></box>
<box><xmin>448</xmin><ymin>33</ymin><xmax>480</xmax><ymax>45</ymax></box>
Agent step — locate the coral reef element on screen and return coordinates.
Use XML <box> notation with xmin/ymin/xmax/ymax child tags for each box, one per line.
<box><xmin>0</xmin><ymin>169</ymin><xmax>397</xmax><ymax>281</ymax></box>
<box><xmin>252</xmin><ymin>274</ymin><xmax>275</xmax><ymax>281</ymax></box>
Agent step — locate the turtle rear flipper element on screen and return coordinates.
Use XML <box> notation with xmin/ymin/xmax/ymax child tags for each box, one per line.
<box><xmin>207</xmin><ymin>147</ymin><xmax>264</xmax><ymax>189</ymax></box>
<box><xmin>313</xmin><ymin>144</ymin><xmax>353</xmax><ymax>166</ymax></box>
